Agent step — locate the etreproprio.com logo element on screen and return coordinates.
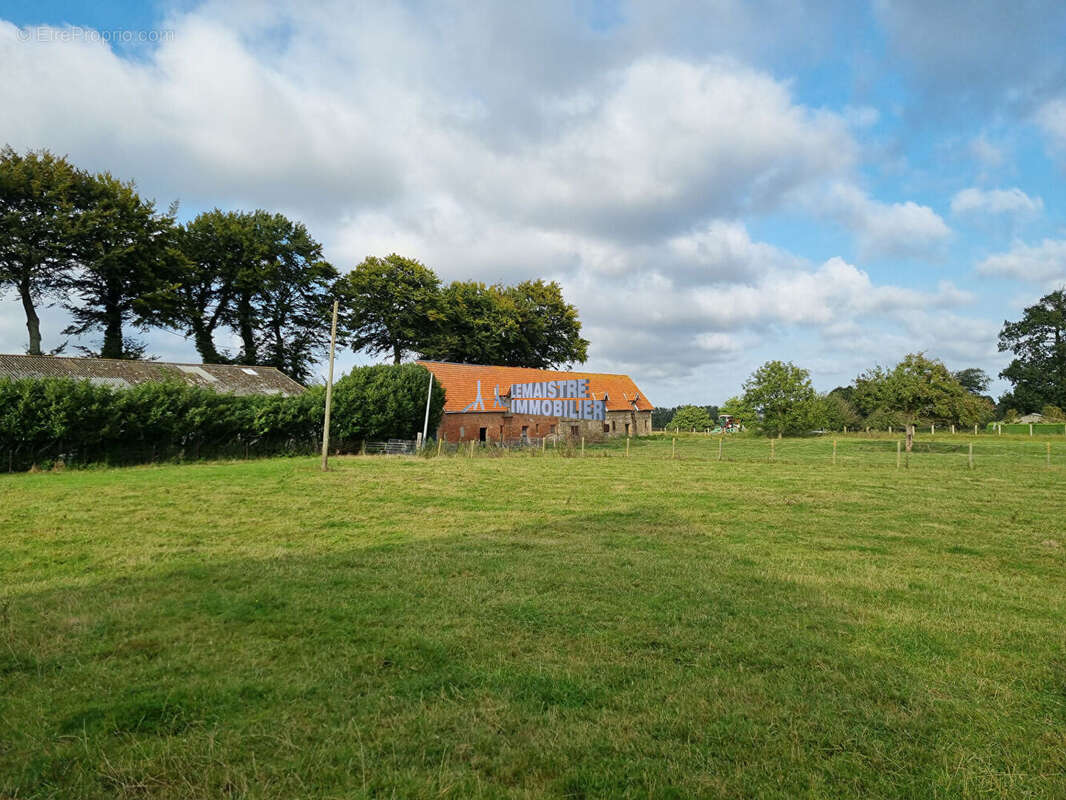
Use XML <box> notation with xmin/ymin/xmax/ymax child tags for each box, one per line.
<box><xmin>17</xmin><ymin>26</ymin><xmax>175</xmax><ymax>44</ymax></box>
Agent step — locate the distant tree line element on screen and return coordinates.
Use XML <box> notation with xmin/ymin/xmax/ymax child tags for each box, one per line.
<box><xmin>659</xmin><ymin>355</ymin><xmax>996</xmax><ymax>452</ymax></box>
<box><xmin>656</xmin><ymin>289</ymin><xmax>1066</xmax><ymax>435</ymax></box>
<box><xmin>652</xmin><ymin>405</ymin><xmax>719</xmax><ymax>431</ymax></box>
<box><xmin>0</xmin><ymin>147</ymin><xmax>588</xmax><ymax>382</ymax></box>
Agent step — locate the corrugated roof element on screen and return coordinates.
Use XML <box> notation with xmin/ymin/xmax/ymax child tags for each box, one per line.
<box><xmin>417</xmin><ymin>360</ymin><xmax>653</xmax><ymax>413</ymax></box>
<box><xmin>0</xmin><ymin>354</ymin><xmax>306</xmax><ymax>396</ymax></box>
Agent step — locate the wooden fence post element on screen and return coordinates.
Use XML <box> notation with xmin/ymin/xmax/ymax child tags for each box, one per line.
<box><xmin>951</xmin><ymin>424</ymin><xmax>955</xmax><ymax>435</ymax></box>
<box><xmin>718</xmin><ymin>437</ymin><xmax>723</xmax><ymax>461</ymax></box>
<box><xmin>626</xmin><ymin>437</ymin><xmax>630</xmax><ymax>458</ymax></box>
<box><xmin>437</xmin><ymin>438</ymin><xmax>443</xmax><ymax>457</ymax></box>
<box><xmin>1029</xmin><ymin>423</ymin><xmax>1034</xmax><ymax>437</ymax></box>
<box><xmin>469</xmin><ymin>440</ymin><xmax>475</xmax><ymax>457</ymax></box>
<box><xmin>581</xmin><ymin>437</ymin><xmax>585</xmax><ymax>457</ymax></box>
<box><xmin>770</xmin><ymin>439</ymin><xmax>775</xmax><ymax>462</ymax></box>
<box><xmin>897</xmin><ymin>440</ymin><xmax>901</xmax><ymax>470</ymax></box>
<box><xmin>832</xmin><ymin>439</ymin><xmax>837</xmax><ymax>465</ymax></box>
<box><xmin>671</xmin><ymin>438</ymin><xmax>676</xmax><ymax>459</ymax></box>
<box><xmin>968</xmin><ymin>442</ymin><xmax>974</xmax><ymax>470</ymax></box>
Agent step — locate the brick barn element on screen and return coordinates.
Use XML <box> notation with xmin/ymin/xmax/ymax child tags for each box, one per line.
<box><xmin>418</xmin><ymin>361</ymin><xmax>653</xmax><ymax>442</ymax></box>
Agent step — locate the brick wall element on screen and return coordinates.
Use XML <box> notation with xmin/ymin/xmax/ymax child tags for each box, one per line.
<box><xmin>437</xmin><ymin>410</ymin><xmax>651</xmax><ymax>441</ymax></box>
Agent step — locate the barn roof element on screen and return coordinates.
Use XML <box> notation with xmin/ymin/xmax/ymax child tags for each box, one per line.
<box><xmin>417</xmin><ymin>360</ymin><xmax>653</xmax><ymax>413</ymax></box>
<box><xmin>0</xmin><ymin>354</ymin><xmax>306</xmax><ymax>396</ymax></box>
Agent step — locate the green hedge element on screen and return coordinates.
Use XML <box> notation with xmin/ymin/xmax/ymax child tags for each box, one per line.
<box><xmin>986</xmin><ymin>422</ymin><xmax>1066</xmax><ymax>435</ymax></box>
<box><xmin>0</xmin><ymin>364</ymin><xmax>445</xmax><ymax>471</ymax></box>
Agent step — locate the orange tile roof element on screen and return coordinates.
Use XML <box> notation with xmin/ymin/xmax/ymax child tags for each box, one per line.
<box><xmin>417</xmin><ymin>361</ymin><xmax>654</xmax><ymax>414</ymax></box>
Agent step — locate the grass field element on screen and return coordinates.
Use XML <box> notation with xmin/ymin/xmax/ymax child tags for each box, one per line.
<box><xmin>2</xmin><ymin>434</ymin><xmax>1065</xmax><ymax>798</ymax></box>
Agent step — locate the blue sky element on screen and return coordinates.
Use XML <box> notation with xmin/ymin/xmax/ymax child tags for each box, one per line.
<box><xmin>2</xmin><ymin>0</ymin><xmax>1066</xmax><ymax>405</ymax></box>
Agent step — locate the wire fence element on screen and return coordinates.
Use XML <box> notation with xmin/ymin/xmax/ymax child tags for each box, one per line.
<box><xmin>6</xmin><ymin>430</ymin><xmax>1065</xmax><ymax>474</ymax></box>
<box><xmin>412</xmin><ymin>431</ymin><xmax>1066</xmax><ymax>473</ymax></box>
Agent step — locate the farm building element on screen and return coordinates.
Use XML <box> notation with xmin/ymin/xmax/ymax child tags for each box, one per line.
<box><xmin>418</xmin><ymin>360</ymin><xmax>653</xmax><ymax>442</ymax></box>
<box><xmin>0</xmin><ymin>354</ymin><xmax>305</xmax><ymax>395</ymax></box>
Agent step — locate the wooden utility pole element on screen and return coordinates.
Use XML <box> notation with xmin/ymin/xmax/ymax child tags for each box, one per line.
<box><xmin>320</xmin><ymin>300</ymin><xmax>339</xmax><ymax>472</ymax></box>
<box><xmin>421</xmin><ymin>370</ymin><xmax>434</xmax><ymax>448</ymax></box>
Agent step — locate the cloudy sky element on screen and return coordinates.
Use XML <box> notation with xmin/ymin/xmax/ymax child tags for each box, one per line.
<box><xmin>2</xmin><ymin>1</ymin><xmax>1066</xmax><ymax>405</ymax></box>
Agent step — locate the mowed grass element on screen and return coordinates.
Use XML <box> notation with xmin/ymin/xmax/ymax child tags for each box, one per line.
<box><xmin>2</xmin><ymin>435</ymin><xmax>1065</xmax><ymax>798</ymax></box>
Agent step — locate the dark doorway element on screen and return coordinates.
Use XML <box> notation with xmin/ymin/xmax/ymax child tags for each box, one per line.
<box><xmin>479</xmin><ymin>427</ymin><xmax>487</xmax><ymax>442</ymax></box>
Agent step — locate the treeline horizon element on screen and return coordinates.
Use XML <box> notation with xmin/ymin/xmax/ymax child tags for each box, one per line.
<box><xmin>0</xmin><ymin>146</ymin><xmax>588</xmax><ymax>383</ymax></box>
<box><xmin>659</xmin><ymin>307</ymin><xmax>1066</xmax><ymax>428</ymax></box>
<box><xmin>3</xmin><ymin>147</ymin><xmax>1063</xmax><ymax>411</ymax></box>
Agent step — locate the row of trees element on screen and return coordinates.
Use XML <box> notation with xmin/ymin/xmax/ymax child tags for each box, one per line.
<box><xmin>0</xmin><ymin>147</ymin><xmax>589</xmax><ymax>381</ymax></box>
<box><xmin>335</xmin><ymin>254</ymin><xmax>588</xmax><ymax>368</ymax></box>
<box><xmin>657</xmin><ymin>354</ymin><xmax>993</xmax><ymax>450</ymax></box>
<box><xmin>661</xmin><ymin>288</ymin><xmax>1066</xmax><ymax>432</ymax></box>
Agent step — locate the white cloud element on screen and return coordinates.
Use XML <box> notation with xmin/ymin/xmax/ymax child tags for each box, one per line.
<box><xmin>1036</xmin><ymin>97</ymin><xmax>1066</xmax><ymax>158</ymax></box>
<box><xmin>969</xmin><ymin>134</ymin><xmax>1004</xmax><ymax>169</ymax></box>
<box><xmin>950</xmin><ymin>187</ymin><xmax>1042</xmax><ymax>217</ymax></box>
<box><xmin>873</xmin><ymin>0</ymin><xmax>1066</xmax><ymax>116</ymax></box>
<box><xmin>455</xmin><ymin>56</ymin><xmax>857</xmax><ymax>240</ymax></box>
<box><xmin>815</xmin><ymin>182</ymin><xmax>951</xmax><ymax>259</ymax></box>
<box><xmin>0</xmin><ymin>4</ymin><xmax>1013</xmax><ymax>403</ymax></box>
<box><xmin>977</xmin><ymin>239</ymin><xmax>1066</xmax><ymax>284</ymax></box>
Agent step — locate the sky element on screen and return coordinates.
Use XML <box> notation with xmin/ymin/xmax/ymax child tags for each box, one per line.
<box><xmin>2</xmin><ymin>0</ymin><xmax>1066</xmax><ymax>406</ymax></box>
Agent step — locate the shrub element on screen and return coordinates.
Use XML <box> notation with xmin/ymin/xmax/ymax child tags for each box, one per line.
<box><xmin>0</xmin><ymin>364</ymin><xmax>445</xmax><ymax>470</ymax></box>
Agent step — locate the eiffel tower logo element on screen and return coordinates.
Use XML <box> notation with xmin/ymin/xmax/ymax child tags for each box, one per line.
<box><xmin>461</xmin><ymin>380</ymin><xmax>486</xmax><ymax>412</ymax></box>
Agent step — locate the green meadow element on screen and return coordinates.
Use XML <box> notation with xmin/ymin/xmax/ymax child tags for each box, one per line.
<box><xmin>2</xmin><ymin>434</ymin><xmax>1065</xmax><ymax>798</ymax></box>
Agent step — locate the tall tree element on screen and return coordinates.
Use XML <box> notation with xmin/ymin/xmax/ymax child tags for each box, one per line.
<box><xmin>953</xmin><ymin>367</ymin><xmax>991</xmax><ymax>395</ymax></box>
<box><xmin>175</xmin><ymin>209</ymin><xmax>336</xmax><ymax>378</ymax></box>
<box><xmin>174</xmin><ymin>209</ymin><xmax>259</xmax><ymax>363</ymax></box>
<box><xmin>61</xmin><ymin>173</ymin><xmax>183</xmax><ymax>359</ymax></box>
<box><xmin>418</xmin><ymin>281</ymin><xmax>511</xmax><ymax>366</ymax></box>
<box><xmin>250</xmin><ymin>215</ymin><xmax>337</xmax><ymax>382</ymax></box>
<box><xmin>741</xmin><ymin>360</ymin><xmax>823</xmax><ymax>437</ymax></box>
<box><xmin>419</xmin><ymin>279</ymin><xmax>588</xmax><ymax>368</ymax></box>
<box><xmin>856</xmin><ymin>353</ymin><xmax>991</xmax><ymax>450</ymax></box>
<box><xmin>333</xmin><ymin>254</ymin><xmax>442</xmax><ymax>364</ymax></box>
<box><xmin>0</xmin><ymin>146</ymin><xmax>94</xmax><ymax>355</ymax></box>
<box><xmin>498</xmin><ymin>280</ymin><xmax>589</xmax><ymax>368</ymax></box>
<box><xmin>998</xmin><ymin>289</ymin><xmax>1066</xmax><ymax>413</ymax></box>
